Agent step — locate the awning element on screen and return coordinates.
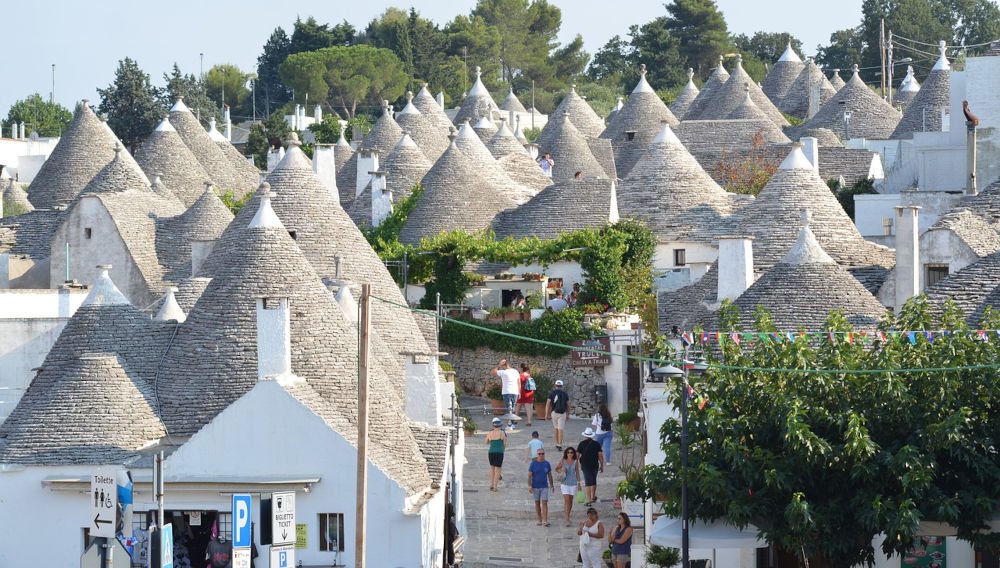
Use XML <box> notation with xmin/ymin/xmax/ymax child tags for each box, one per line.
<box><xmin>650</xmin><ymin>516</ymin><xmax>767</xmax><ymax>549</ymax></box>
<box><xmin>41</xmin><ymin>474</ymin><xmax>321</xmax><ymax>494</ymax></box>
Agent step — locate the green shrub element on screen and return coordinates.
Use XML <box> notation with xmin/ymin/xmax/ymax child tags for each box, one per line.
<box><xmin>438</xmin><ymin>308</ymin><xmax>587</xmax><ymax>358</ymax></box>
<box><xmin>646</xmin><ymin>544</ymin><xmax>681</xmax><ymax>568</ymax></box>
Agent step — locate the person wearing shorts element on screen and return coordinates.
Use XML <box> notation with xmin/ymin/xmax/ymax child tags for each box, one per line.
<box><xmin>545</xmin><ymin>379</ymin><xmax>570</xmax><ymax>450</ymax></box>
<box><xmin>486</xmin><ymin>417</ymin><xmax>506</xmax><ymax>491</ymax></box>
<box><xmin>608</xmin><ymin>512</ymin><xmax>633</xmax><ymax>568</ymax></box>
<box><xmin>577</xmin><ymin>427</ymin><xmax>604</xmax><ymax>505</ymax></box>
<box><xmin>527</xmin><ymin>449</ymin><xmax>554</xmax><ymax>526</ymax></box>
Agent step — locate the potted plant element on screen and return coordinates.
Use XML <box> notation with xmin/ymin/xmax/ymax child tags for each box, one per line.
<box><xmin>526</xmin><ymin>293</ymin><xmax>546</xmax><ymax>320</ymax></box>
<box><xmin>617</xmin><ymin>401</ymin><xmax>641</xmax><ymax>431</ymax></box>
<box><xmin>486</xmin><ymin>383</ymin><xmax>505</xmax><ymax>415</ymax></box>
<box><xmin>462</xmin><ymin>411</ymin><xmax>477</xmax><ymax>436</ymax></box>
<box><xmin>646</xmin><ymin>544</ymin><xmax>680</xmax><ymax>568</ymax></box>
<box><xmin>531</xmin><ymin>371</ymin><xmax>553</xmax><ymax>419</ymax></box>
<box><xmin>487</xmin><ymin>308</ymin><xmax>506</xmax><ymax>322</ymax></box>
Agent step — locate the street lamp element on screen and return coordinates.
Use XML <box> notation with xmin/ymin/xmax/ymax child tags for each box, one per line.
<box><xmin>652</xmin><ymin>357</ymin><xmax>707</xmax><ymax>568</ymax></box>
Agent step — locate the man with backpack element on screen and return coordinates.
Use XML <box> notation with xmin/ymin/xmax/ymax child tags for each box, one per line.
<box><xmin>545</xmin><ymin>380</ymin><xmax>570</xmax><ymax>451</ymax></box>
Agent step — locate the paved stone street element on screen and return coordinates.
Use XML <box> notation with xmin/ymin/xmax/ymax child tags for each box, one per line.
<box><xmin>458</xmin><ymin>395</ymin><xmax>643</xmax><ymax>567</ymax></box>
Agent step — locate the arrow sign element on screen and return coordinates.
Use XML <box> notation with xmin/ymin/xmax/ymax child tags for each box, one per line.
<box><xmin>94</xmin><ymin>514</ymin><xmax>113</xmax><ymax>528</ymax></box>
<box><xmin>270</xmin><ymin>492</ymin><xmax>296</xmax><ymax>546</ymax></box>
<box><xmin>90</xmin><ymin>469</ymin><xmax>118</xmax><ymax>538</ymax></box>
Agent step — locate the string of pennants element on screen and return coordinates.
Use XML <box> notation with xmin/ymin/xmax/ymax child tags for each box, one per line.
<box><xmin>678</xmin><ymin>329</ymin><xmax>1000</xmax><ymax>346</ymax></box>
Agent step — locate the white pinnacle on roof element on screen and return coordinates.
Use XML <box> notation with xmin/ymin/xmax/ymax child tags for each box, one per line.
<box><xmin>468</xmin><ymin>66</ymin><xmax>490</xmax><ymax>96</ymax></box>
<box><xmin>154</xmin><ymin>117</ymin><xmax>176</xmax><ymax>132</ymax></box>
<box><xmin>900</xmin><ymin>66</ymin><xmax>921</xmax><ymax>92</ymax></box>
<box><xmin>399</xmin><ymin>91</ymin><xmax>420</xmax><ymax>115</ymax></box>
<box><xmin>652</xmin><ymin>123</ymin><xmax>682</xmax><ymax>145</ymax></box>
<box><xmin>154</xmin><ymin>286</ymin><xmax>186</xmax><ymax>322</ymax></box>
<box><xmin>207</xmin><ymin>118</ymin><xmax>228</xmax><ymax>142</ymax></box>
<box><xmin>632</xmin><ymin>64</ymin><xmax>656</xmax><ymax>94</ymax></box>
<box><xmin>82</xmin><ymin>265</ymin><xmax>131</xmax><ymax>307</ymax></box>
<box><xmin>781</xmin><ymin>210</ymin><xmax>835</xmax><ymax>265</ymax></box>
<box><xmin>170</xmin><ymin>97</ymin><xmax>190</xmax><ymax>113</ymax></box>
<box><xmin>932</xmin><ymin>40</ymin><xmax>950</xmax><ymax>71</ymax></box>
<box><xmin>779</xmin><ymin>143</ymin><xmax>815</xmax><ymax>170</ymax></box>
<box><xmin>393</xmin><ymin>132</ymin><xmax>419</xmax><ymax>151</ymax></box>
<box><xmin>778</xmin><ymin>41</ymin><xmax>802</xmax><ymax>63</ymax></box>
<box><xmin>612</xmin><ymin>97</ymin><xmax>624</xmax><ymax>112</ymax></box>
<box><xmin>685</xmin><ymin>68</ymin><xmax>696</xmax><ymax>89</ymax></box>
<box><xmin>249</xmin><ymin>186</ymin><xmax>283</xmax><ymax>229</ymax></box>
<box><xmin>474</xmin><ymin>116</ymin><xmax>494</xmax><ymax>129</ymax></box>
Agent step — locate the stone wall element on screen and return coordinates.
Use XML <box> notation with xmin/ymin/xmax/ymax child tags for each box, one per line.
<box><xmin>444</xmin><ymin>345</ymin><xmax>606</xmax><ymax>417</ymax></box>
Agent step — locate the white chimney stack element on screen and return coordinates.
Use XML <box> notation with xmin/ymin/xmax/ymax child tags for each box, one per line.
<box><xmin>356</xmin><ymin>149</ymin><xmax>379</xmax><ymax>197</ymax></box>
<box><xmin>799</xmin><ymin>137</ymin><xmax>819</xmax><ymax>174</ymax></box>
<box><xmin>370</xmin><ymin>171</ymin><xmax>393</xmax><ymax>228</ymax></box>
<box><xmin>224</xmin><ymin>106</ymin><xmax>232</xmax><ymax>141</ymax></box>
<box><xmin>894</xmin><ymin>206</ymin><xmax>921</xmax><ymax>310</ymax></box>
<box><xmin>717</xmin><ymin>236</ymin><xmax>755</xmax><ymax>302</ymax></box>
<box><xmin>256</xmin><ymin>297</ymin><xmax>293</xmax><ymax>381</ymax></box>
<box><xmin>190</xmin><ymin>239</ymin><xmax>215</xmax><ymax>276</ymax></box>
<box><xmin>313</xmin><ymin>144</ymin><xmax>339</xmax><ymax>198</ymax></box>
<box><xmin>314</xmin><ymin>104</ymin><xmax>323</xmax><ymax>123</ymax></box>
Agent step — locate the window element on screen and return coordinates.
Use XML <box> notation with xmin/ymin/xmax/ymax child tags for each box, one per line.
<box><xmin>288</xmin><ymin>230</ymin><xmax>297</xmax><ymax>240</ymax></box>
<box><xmin>319</xmin><ymin>513</ymin><xmax>345</xmax><ymax>551</ymax></box>
<box><xmin>926</xmin><ymin>264</ymin><xmax>949</xmax><ymax>287</ymax></box>
<box><xmin>84</xmin><ymin>228</ymin><xmax>92</xmax><ymax>239</ymax></box>
<box><xmin>673</xmin><ymin>249</ymin><xmax>686</xmax><ymax>267</ymax></box>
<box><xmin>625</xmin><ymin>131</ymin><xmax>636</xmax><ymax>141</ymax></box>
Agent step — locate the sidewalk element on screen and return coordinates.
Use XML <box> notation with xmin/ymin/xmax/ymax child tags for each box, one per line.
<box><xmin>457</xmin><ymin>395</ymin><xmax>643</xmax><ymax>567</ymax></box>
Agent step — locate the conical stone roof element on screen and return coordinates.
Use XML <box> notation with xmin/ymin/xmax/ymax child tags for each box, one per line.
<box><xmin>600</xmin><ymin>64</ymin><xmax>680</xmax><ymax>177</ymax></box>
<box><xmin>548</xmin><ymin>84</ymin><xmax>606</xmax><ymax>138</ymax></box>
<box><xmin>536</xmin><ymin>114</ymin><xmax>607</xmax><ymax>182</ymax></box>
<box><xmin>473</xmin><ymin>116</ymin><xmax>498</xmax><ymax>143</ymax></box>
<box><xmin>395</xmin><ymin>91</ymin><xmax>449</xmax><ymax>162</ymax></box>
<box><xmin>683</xmin><ymin>57</ymin><xmax>730</xmax><ymax>122</ymax></box>
<box><xmin>27</xmin><ymin>101</ymin><xmax>121</xmax><ymax>208</ymax></box>
<box><xmin>761</xmin><ymin>43</ymin><xmax>805</xmax><ymax>108</ymax></box>
<box><xmin>400</xmin><ymin>141</ymin><xmax>522</xmax><ymax>245</ymax></box>
<box><xmin>729</xmin><ymin>144</ymin><xmax>894</xmax><ymax>274</ymax></box>
<box><xmin>781</xmin><ymin>58</ymin><xmax>837</xmax><ymax>119</ymax></box>
<box><xmin>155</xmin><ymin>183</ymin><xmax>235</xmax><ymax>282</ymax></box>
<box><xmin>792</xmin><ymin>66</ymin><xmax>901</xmax><ymax>140</ymax></box>
<box><xmin>79</xmin><ymin>145</ymin><xmax>155</xmax><ymax>198</ymax></box>
<box><xmin>491</xmin><ymin>178</ymin><xmax>617</xmax><ymax>240</ymax></box>
<box><xmin>891</xmin><ymin>43</ymin><xmax>950</xmax><ymax>139</ymax></box>
<box><xmin>829</xmin><ymin>69</ymin><xmax>846</xmax><ymax>91</ymax></box>
<box><xmin>727</xmin><ymin>87</ymin><xmax>770</xmax><ymax>120</ymax></box>
<box><xmin>453</xmin><ymin>66</ymin><xmax>501</xmax><ymax>125</ymax></box>
<box><xmin>893</xmin><ymin>65</ymin><xmax>921</xmax><ymax>108</ymax></box>
<box><xmin>500</xmin><ymin>88</ymin><xmax>528</xmax><ymax>113</ymax></box>
<box><xmin>3</xmin><ymin>179</ymin><xmax>34</xmax><ymax>213</ymax></box>
<box><xmin>135</xmin><ymin>118</ymin><xmax>215</xmax><ymax>207</ymax></box>
<box><xmin>169</xmin><ymin>98</ymin><xmax>256</xmax><ymax>197</ymax></box>
<box><xmin>513</xmin><ymin>116</ymin><xmax>529</xmax><ymax>144</ymax></box>
<box><xmin>382</xmin><ymin>133</ymin><xmax>432</xmax><ymax>199</ymax></box>
<box><xmin>201</xmin><ymin>148</ymin><xmax>433</xmax><ymax>364</ymax></box>
<box><xmin>413</xmin><ymin>84</ymin><xmax>456</xmax><ymax>133</ymax></box>
<box><xmin>212</xmin><ymin>126</ymin><xmax>260</xmax><ymax>183</ymax></box>
<box><xmin>800</xmin><ymin>128</ymin><xmax>844</xmax><ymax>146</ymax></box>
<box><xmin>691</xmin><ymin>55</ymin><xmax>789</xmax><ymax>125</ymax></box>
<box><xmin>670</xmin><ymin>69</ymin><xmax>700</xmax><ymax>120</ymax></box>
<box><xmin>618</xmin><ymin>124</ymin><xmax>746</xmax><ymax>243</ymax></box>
<box><xmin>360</xmin><ymin>102</ymin><xmax>404</xmax><ymax>154</ymax></box>
<box><xmin>925</xmin><ymin>249</ymin><xmax>1000</xmax><ymax>325</ymax></box>
<box><xmin>497</xmin><ymin>148</ymin><xmax>554</xmax><ymax>192</ymax></box>
<box><xmin>733</xmin><ymin>211</ymin><xmax>886</xmax><ymax>330</ymax></box>
<box><xmin>334</xmin><ymin>132</ymin><xmax>355</xmax><ymax>203</ymax></box>
<box><xmin>487</xmin><ymin>120</ymin><xmax>528</xmax><ymax>158</ymax></box>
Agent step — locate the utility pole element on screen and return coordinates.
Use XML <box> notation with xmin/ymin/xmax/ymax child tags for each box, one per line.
<box><xmin>880</xmin><ymin>19</ymin><xmax>886</xmax><ymax>99</ymax></box>
<box><xmin>463</xmin><ymin>46</ymin><xmax>468</xmax><ymax>95</ymax></box>
<box><xmin>355</xmin><ymin>284</ymin><xmax>372</xmax><ymax>568</ymax></box>
<box><xmin>887</xmin><ymin>31</ymin><xmax>894</xmax><ymax>104</ymax></box>
<box><xmin>51</xmin><ymin>64</ymin><xmax>55</xmax><ymax>104</ymax></box>
<box><xmin>200</xmin><ymin>53</ymin><xmax>204</xmax><ymax>81</ymax></box>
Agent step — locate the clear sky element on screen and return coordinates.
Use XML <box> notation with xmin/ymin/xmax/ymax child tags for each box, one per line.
<box><xmin>2</xmin><ymin>0</ymin><xmax>864</xmax><ymax>118</ymax></box>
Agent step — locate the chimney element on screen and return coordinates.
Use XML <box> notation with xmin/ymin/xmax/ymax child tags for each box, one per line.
<box><xmin>293</xmin><ymin>104</ymin><xmax>301</xmax><ymax>130</ymax></box>
<box><xmin>717</xmin><ymin>236</ymin><xmax>754</xmax><ymax>302</ymax></box>
<box><xmin>312</xmin><ymin>144</ymin><xmax>339</xmax><ymax>198</ymax></box>
<box><xmin>224</xmin><ymin>106</ymin><xmax>232</xmax><ymax>141</ymax></box>
<box><xmin>799</xmin><ymin>137</ymin><xmax>819</xmax><ymax>174</ymax></box>
<box><xmin>190</xmin><ymin>240</ymin><xmax>215</xmax><ymax>276</ymax></box>
<box><xmin>436</xmin><ymin>91</ymin><xmax>445</xmax><ymax>109</ymax></box>
<box><xmin>336</xmin><ymin>284</ymin><xmax>358</xmax><ymax>324</ymax></box>
<box><xmin>314</xmin><ymin>104</ymin><xmax>322</xmax><ymax>123</ymax></box>
<box><xmin>19</xmin><ymin>121</ymin><xmax>25</xmax><ymax>140</ymax></box>
<box><xmin>356</xmin><ymin>149</ymin><xmax>379</xmax><ymax>197</ymax></box>
<box><xmin>370</xmin><ymin>171</ymin><xmax>393</xmax><ymax>227</ymax></box>
<box><xmin>256</xmin><ymin>297</ymin><xmax>292</xmax><ymax>380</ymax></box>
<box><xmin>966</xmin><ymin>113</ymin><xmax>978</xmax><ymax>196</ymax></box>
<box><xmin>154</xmin><ymin>286</ymin><xmax>186</xmax><ymax>322</ymax></box>
<box><xmin>894</xmin><ymin>205</ymin><xmax>921</xmax><ymax>310</ymax></box>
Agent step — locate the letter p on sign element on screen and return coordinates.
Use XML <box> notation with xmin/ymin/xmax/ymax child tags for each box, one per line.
<box><xmin>232</xmin><ymin>494</ymin><xmax>252</xmax><ymax>548</ymax></box>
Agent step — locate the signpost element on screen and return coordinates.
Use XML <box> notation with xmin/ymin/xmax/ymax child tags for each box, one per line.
<box><xmin>270</xmin><ymin>544</ymin><xmax>295</xmax><ymax>568</ymax></box>
<box><xmin>161</xmin><ymin>524</ymin><xmax>174</xmax><ymax>568</ymax></box>
<box><xmin>270</xmin><ymin>492</ymin><xmax>296</xmax><ymax>547</ymax></box>
<box><xmin>570</xmin><ymin>337</ymin><xmax>612</xmax><ymax>367</ymax></box>
<box><xmin>232</xmin><ymin>494</ymin><xmax>252</xmax><ymax>568</ymax></box>
<box><xmin>90</xmin><ymin>469</ymin><xmax>118</xmax><ymax>539</ymax></box>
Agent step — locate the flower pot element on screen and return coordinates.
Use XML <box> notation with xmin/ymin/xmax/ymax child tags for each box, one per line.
<box><xmin>464</xmin><ymin>429</ymin><xmax>476</xmax><ymax>437</ymax></box>
<box><xmin>626</xmin><ymin>418</ymin><xmax>640</xmax><ymax>431</ymax></box>
<box><xmin>503</xmin><ymin>311</ymin><xmax>523</xmax><ymax>322</ymax></box>
<box><xmin>490</xmin><ymin>398</ymin><xmax>506</xmax><ymax>415</ymax></box>
<box><xmin>487</xmin><ymin>314</ymin><xmax>504</xmax><ymax>323</ymax></box>
<box><xmin>534</xmin><ymin>402</ymin><xmax>547</xmax><ymax>418</ymax></box>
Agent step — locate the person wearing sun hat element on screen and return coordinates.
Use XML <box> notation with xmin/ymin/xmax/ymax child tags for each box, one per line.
<box><xmin>486</xmin><ymin>417</ymin><xmax>507</xmax><ymax>491</ymax></box>
<box><xmin>577</xmin><ymin>427</ymin><xmax>604</xmax><ymax>506</ymax></box>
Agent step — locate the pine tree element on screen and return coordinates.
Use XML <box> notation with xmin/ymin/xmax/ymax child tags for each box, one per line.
<box><xmin>664</xmin><ymin>0</ymin><xmax>732</xmax><ymax>78</ymax></box>
<box><xmin>162</xmin><ymin>64</ymin><xmax>218</xmax><ymax>125</ymax></box>
<box><xmin>256</xmin><ymin>27</ymin><xmax>292</xmax><ymax>115</ymax></box>
<box><xmin>97</xmin><ymin>57</ymin><xmax>162</xmax><ymax>151</ymax></box>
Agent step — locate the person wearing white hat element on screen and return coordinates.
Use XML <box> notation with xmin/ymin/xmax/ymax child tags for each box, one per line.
<box><xmin>545</xmin><ymin>379</ymin><xmax>570</xmax><ymax>450</ymax></box>
<box><xmin>486</xmin><ymin>417</ymin><xmax>507</xmax><ymax>491</ymax></box>
<box><xmin>577</xmin><ymin>427</ymin><xmax>604</xmax><ymax>506</ymax></box>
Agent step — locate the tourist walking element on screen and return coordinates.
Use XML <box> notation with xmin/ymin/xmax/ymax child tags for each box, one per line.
<box><xmin>486</xmin><ymin>417</ymin><xmax>507</xmax><ymax>491</ymax></box>
<box><xmin>591</xmin><ymin>404</ymin><xmax>613</xmax><ymax>465</ymax></box>
<box><xmin>545</xmin><ymin>379</ymin><xmax>570</xmax><ymax>450</ymax></box>
<box><xmin>577</xmin><ymin>428</ymin><xmax>604</xmax><ymax>505</ymax></box>
<box><xmin>516</xmin><ymin>363</ymin><xmax>535</xmax><ymax>426</ymax></box>
<box><xmin>492</xmin><ymin>359</ymin><xmax>521</xmax><ymax>430</ymax></box>
<box><xmin>577</xmin><ymin>508</ymin><xmax>604</xmax><ymax>568</ymax></box>
<box><xmin>527</xmin><ymin>448</ymin><xmax>554</xmax><ymax>526</ymax></box>
<box><xmin>524</xmin><ymin>431</ymin><xmax>544</xmax><ymax>462</ymax></box>
<box><xmin>555</xmin><ymin>447</ymin><xmax>582</xmax><ymax>526</ymax></box>
<box><xmin>608</xmin><ymin>512</ymin><xmax>633</xmax><ymax>568</ymax></box>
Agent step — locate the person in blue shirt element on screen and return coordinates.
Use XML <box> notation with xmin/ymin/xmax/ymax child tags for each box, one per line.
<box><xmin>527</xmin><ymin>449</ymin><xmax>554</xmax><ymax>526</ymax></box>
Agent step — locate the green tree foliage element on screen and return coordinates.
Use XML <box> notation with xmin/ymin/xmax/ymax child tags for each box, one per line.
<box><xmin>628</xmin><ymin>19</ymin><xmax>687</xmax><ymax>91</ymax></box>
<box><xmin>5</xmin><ymin>94</ymin><xmax>72</xmax><ymax>137</ymax></box>
<box><xmin>162</xmin><ymin>64</ymin><xmax>218</xmax><ymax>124</ymax></box>
<box><xmin>951</xmin><ymin>0</ymin><xmax>1000</xmax><ymax>51</ymax></box>
<box><xmin>444</xmin><ymin>14</ymin><xmax>503</xmax><ymax>94</ymax></box>
<box><xmin>664</xmin><ymin>0</ymin><xmax>732</xmax><ymax>78</ymax></box>
<box><xmin>244</xmin><ymin>109</ymin><xmax>291</xmax><ymax>169</ymax></box>
<box><xmin>630</xmin><ymin>298</ymin><xmax>1000</xmax><ymax>568</ymax></box>
<box><xmin>289</xmin><ymin>16</ymin><xmax>356</xmax><ymax>54</ymax></box>
<box><xmin>365</xmin><ymin>8</ymin><xmax>462</xmax><ymax>99</ymax></box>
<box><xmin>256</xmin><ymin>27</ymin><xmax>292</xmax><ymax>115</ymax></box>
<box><xmin>280</xmin><ymin>45</ymin><xmax>409</xmax><ymax>119</ymax></box>
<box><xmin>438</xmin><ymin>308</ymin><xmax>588</xmax><ymax>357</ymax></box>
<box><xmin>580</xmin><ymin>227</ymin><xmax>627</xmax><ymax>311</ymax></box>
<box><xmin>550</xmin><ymin>34</ymin><xmax>590</xmax><ymax>84</ymax></box>
<box><xmin>828</xmin><ymin>177</ymin><xmax>879</xmax><ymax>220</ymax></box>
<box><xmin>815</xmin><ymin>27</ymin><xmax>865</xmax><ymax>72</ymax></box>
<box><xmin>471</xmin><ymin>0</ymin><xmax>558</xmax><ymax>85</ymax></box>
<box><xmin>587</xmin><ymin>35</ymin><xmax>631</xmax><ymax>92</ymax></box>
<box><xmin>307</xmin><ymin>113</ymin><xmax>341</xmax><ymax>144</ymax></box>
<box><xmin>732</xmin><ymin>31</ymin><xmax>804</xmax><ymax>63</ymax></box>
<box><xmin>860</xmin><ymin>0</ymin><xmax>953</xmax><ymax>78</ymax></box>
<box><xmin>97</xmin><ymin>57</ymin><xmax>163</xmax><ymax>151</ymax></box>
<box><xmin>204</xmin><ymin>64</ymin><xmax>251</xmax><ymax>117</ymax></box>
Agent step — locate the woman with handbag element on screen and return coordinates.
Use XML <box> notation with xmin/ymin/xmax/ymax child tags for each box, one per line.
<box><xmin>554</xmin><ymin>447</ymin><xmax>582</xmax><ymax>526</ymax></box>
<box><xmin>607</xmin><ymin>512</ymin><xmax>633</xmax><ymax>568</ymax></box>
<box><xmin>516</xmin><ymin>363</ymin><xmax>535</xmax><ymax>426</ymax></box>
<box><xmin>577</xmin><ymin>507</ymin><xmax>604</xmax><ymax>568</ymax></box>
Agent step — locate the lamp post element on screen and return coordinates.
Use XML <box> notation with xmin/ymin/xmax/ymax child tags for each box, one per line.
<box><xmin>652</xmin><ymin>355</ymin><xmax>707</xmax><ymax>568</ymax></box>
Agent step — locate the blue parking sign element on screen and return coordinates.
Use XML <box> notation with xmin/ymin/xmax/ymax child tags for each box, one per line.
<box><xmin>232</xmin><ymin>494</ymin><xmax>252</xmax><ymax>548</ymax></box>
<box><xmin>162</xmin><ymin>524</ymin><xmax>174</xmax><ymax>568</ymax></box>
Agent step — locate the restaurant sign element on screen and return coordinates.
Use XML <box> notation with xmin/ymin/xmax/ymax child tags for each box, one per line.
<box><xmin>571</xmin><ymin>337</ymin><xmax>611</xmax><ymax>367</ymax></box>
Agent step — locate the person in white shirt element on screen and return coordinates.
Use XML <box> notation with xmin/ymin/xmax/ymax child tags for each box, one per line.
<box><xmin>491</xmin><ymin>359</ymin><xmax>522</xmax><ymax>430</ymax></box>
<box><xmin>548</xmin><ymin>289</ymin><xmax>568</xmax><ymax>311</ymax></box>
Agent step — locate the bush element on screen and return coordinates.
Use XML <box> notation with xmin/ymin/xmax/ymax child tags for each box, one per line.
<box><xmin>486</xmin><ymin>383</ymin><xmax>503</xmax><ymax>400</ymax></box>
<box><xmin>646</xmin><ymin>544</ymin><xmax>681</xmax><ymax>568</ymax></box>
<box><xmin>438</xmin><ymin>308</ymin><xmax>588</xmax><ymax>358</ymax></box>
